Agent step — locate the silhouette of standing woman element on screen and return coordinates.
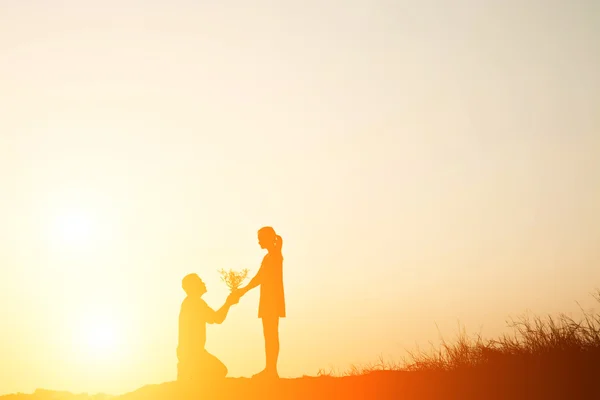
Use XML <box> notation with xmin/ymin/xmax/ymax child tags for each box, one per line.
<box><xmin>237</xmin><ymin>226</ymin><xmax>285</xmax><ymax>379</ymax></box>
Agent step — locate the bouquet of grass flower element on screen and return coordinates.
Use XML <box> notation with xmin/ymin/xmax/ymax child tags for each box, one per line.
<box><xmin>218</xmin><ymin>268</ymin><xmax>249</xmax><ymax>292</ymax></box>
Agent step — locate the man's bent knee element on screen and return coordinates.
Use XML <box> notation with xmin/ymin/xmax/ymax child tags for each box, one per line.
<box><xmin>214</xmin><ymin>357</ymin><xmax>228</xmax><ymax>378</ymax></box>
<box><xmin>217</xmin><ymin>363</ymin><xmax>228</xmax><ymax>379</ymax></box>
<box><xmin>203</xmin><ymin>352</ymin><xmax>228</xmax><ymax>379</ymax></box>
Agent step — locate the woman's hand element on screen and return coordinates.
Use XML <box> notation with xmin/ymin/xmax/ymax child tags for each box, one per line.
<box><xmin>236</xmin><ymin>286</ymin><xmax>248</xmax><ymax>298</ymax></box>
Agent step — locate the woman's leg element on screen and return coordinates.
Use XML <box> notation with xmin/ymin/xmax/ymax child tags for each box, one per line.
<box><xmin>262</xmin><ymin>316</ymin><xmax>280</xmax><ymax>375</ymax></box>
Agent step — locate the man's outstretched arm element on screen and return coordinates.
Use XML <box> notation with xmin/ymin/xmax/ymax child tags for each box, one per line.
<box><xmin>208</xmin><ymin>293</ymin><xmax>239</xmax><ymax>324</ymax></box>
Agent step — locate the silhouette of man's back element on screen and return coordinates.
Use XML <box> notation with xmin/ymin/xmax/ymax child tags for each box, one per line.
<box><xmin>178</xmin><ymin>296</ymin><xmax>210</xmax><ymax>356</ymax></box>
<box><xmin>177</xmin><ymin>274</ymin><xmax>230</xmax><ymax>382</ymax></box>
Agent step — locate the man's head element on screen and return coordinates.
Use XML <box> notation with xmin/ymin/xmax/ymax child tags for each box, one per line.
<box><xmin>182</xmin><ymin>273</ymin><xmax>207</xmax><ymax>296</ymax></box>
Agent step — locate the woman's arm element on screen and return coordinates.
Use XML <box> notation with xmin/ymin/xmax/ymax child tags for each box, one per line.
<box><xmin>238</xmin><ymin>265</ymin><xmax>264</xmax><ymax>297</ymax></box>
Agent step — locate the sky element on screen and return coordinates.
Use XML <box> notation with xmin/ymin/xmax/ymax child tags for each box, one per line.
<box><xmin>1</xmin><ymin>0</ymin><xmax>599</xmax><ymax>395</ymax></box>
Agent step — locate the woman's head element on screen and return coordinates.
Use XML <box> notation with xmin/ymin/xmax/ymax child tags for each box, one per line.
<box><xmin>258</xmin><ymin>226</ymin><xmax>282</xmax><ymax>252</ymax></box>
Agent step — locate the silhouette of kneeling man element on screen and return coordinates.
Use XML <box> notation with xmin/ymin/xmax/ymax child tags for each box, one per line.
<box><xmin>177</xmin><ymin>273</ymin><xmax>239</xmax><ymax>382</ymax></box>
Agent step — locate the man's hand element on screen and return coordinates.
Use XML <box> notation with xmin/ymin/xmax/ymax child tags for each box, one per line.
<box><xmin>226</xmin><ymin>290</ymin><xmax>241</xmax><ymax>305</ymax></box>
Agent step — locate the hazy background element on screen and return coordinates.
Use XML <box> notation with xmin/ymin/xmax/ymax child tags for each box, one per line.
<box><xmin>1</xmin><ymin>0</ymin><xmax>599</xmax><ymax>395</ymax></box>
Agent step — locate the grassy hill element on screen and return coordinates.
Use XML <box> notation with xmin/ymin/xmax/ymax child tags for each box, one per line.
<box><xmin>1</xmin><ymin>369</ymin><xmax>596</xmax><ymax>400</ymax></box>
<box><xmin>2</xmin><ymin>291</ymin><xmax>599</xmax><ymax>399</ymax></box>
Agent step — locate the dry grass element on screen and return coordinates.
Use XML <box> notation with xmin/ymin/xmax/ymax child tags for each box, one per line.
<box><xmin>326</xmin><ymin>290</ymin><xmax>600</xmax><ymax>377</ymax></box>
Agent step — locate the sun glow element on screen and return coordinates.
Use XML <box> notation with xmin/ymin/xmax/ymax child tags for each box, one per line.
<box><xmin>51</xmin><ymin>208</ymin><xmax>96</xmax><ymax>248</ymax></box>
<box><xmin>45</xmin><ymin>199</ymin><xmax>118</xmax><ymax>255</ymax></box>
<box><xmin>76</xmin><ymin>314</ymin><xmax>122</xmax><ymax>359</ymax></box>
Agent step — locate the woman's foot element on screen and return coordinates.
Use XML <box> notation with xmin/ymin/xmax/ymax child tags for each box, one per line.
<box><xmin>252</xmin><ymin>369</ymin><xmax>279</xmax><ymax>380</ymax></box>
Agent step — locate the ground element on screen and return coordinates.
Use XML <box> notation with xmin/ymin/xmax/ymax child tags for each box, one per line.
<box><xmin>1</xmin><ymin>370</ymin><xmax>595</xmax><ymax>400</ymax></box>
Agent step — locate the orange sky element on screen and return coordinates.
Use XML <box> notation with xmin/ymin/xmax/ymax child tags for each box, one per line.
<box><xmin>1</xmin><ymin>0</ymin><xmax>599</xmax><ymax>396</ymax></box>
